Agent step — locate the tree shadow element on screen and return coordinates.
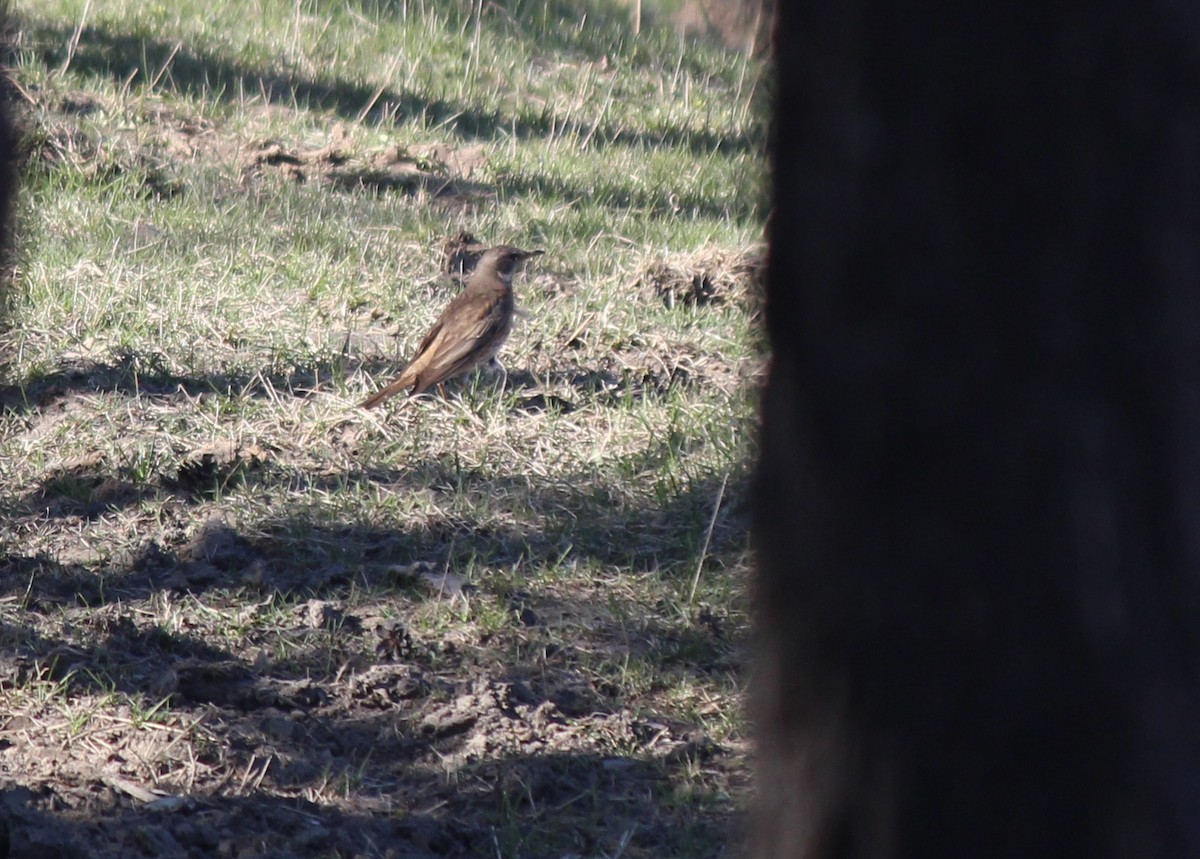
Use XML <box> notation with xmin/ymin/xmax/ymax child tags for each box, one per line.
<box><xmin>0</xmin><ymin>463</ymin><xmax>748</xmax><ymax>856</ymax></box>
<box><xmin>0</xmin><ymin>341</ymin><xmax>706</xmax><ymax>429</ymax></box>
<box><xmin>4</xmin><ymin>459</ymin><xmax>746</xmax><ymax>601</ymax></box>
<box><xmin>0</xmin><ymin>348</ymin><xmax>387</xmax><ymax>416</ymax></box>
<box><xmin>1</xmin><ymin>748</ymin><xmax>731</xmax><ymax>857</ymax></box>
<box><xmin>495</xmin><ymin>164</ymin><xmax>757</xmax><ymax>226</ymax></box>
<box><xmin>24</xmin><ymin>17</ymin><xmax>756</xmax><ymax>160</ymax></box>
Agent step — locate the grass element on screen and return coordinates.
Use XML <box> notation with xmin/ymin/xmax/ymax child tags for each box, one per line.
<box><xmin>0</xmin><ymin>0</ymin><xmax>764</xmax><ymax>856</ymax></box>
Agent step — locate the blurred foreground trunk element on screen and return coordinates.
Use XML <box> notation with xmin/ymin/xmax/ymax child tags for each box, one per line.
<box><xmin>754</xmin><ymin>2</ymin><xmax>1200</xmax><ymax>857</ymax></box>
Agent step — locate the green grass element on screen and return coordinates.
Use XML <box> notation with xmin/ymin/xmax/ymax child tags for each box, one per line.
<box><xmin>0</xmin><ymin>0</ymin><xmax>764</xmax><ymax>856</ymax></box>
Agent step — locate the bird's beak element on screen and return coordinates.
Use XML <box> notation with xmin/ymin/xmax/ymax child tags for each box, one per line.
<box><xmin>517</xmin><ymin>249</ymin><xmax>545</xmax><ymax>260</ymax></box>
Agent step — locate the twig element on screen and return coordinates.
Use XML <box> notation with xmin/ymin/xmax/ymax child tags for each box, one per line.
<box><xmin>688</xmin><ymin>473</ymin><xmax>728</xmax><ymax>605</ymax></box>
<box><xmin>356</xmin><ymin>53</ymin><xmax>404</xmax><ymax>123</ymax></box>
<box><xmin>59</xmin><ymin>0</ymin><xmax>94</xmax><ymax>77</ymax></box>
<box><xmin>149</xmin><ymin>41</ymin><xmax>183</xmax><ymax>92</ymax></box>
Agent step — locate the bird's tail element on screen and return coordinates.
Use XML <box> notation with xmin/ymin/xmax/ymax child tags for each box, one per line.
<box><xmin>359</xmin><ymin>375</ymin><xmax>414</xmax><ymax>409</ymax></box>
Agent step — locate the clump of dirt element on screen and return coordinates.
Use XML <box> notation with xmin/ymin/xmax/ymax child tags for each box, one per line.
<box><xmin>328</xmin><ymin>143</ymin><xmax>484</xmax><ymax>202</ymax></box>
<box><xmin>410</xmin><ymin>142</ymin><xmax>488</xmax><ymax>180</ymax></box>
<box><xmin>244</xmin><ymin>128</ymin><xmax>489</xmax><ymax>205</ymax></box>
<box><xmin>27</xmin><ymin>451</ymin><xmax>142</xmax><ymax>517</ymax></box>
<box><xmin>440</xmin><ymin>229</ymin><xmax>488</xmax><ymax>278</ymax></box>
<box><xmin>639</xmin><ymin>245</ymin><xmax>765</xmax><ymax>312</ymax></box>
<box><xmin>242</xmin><ymin>122</ymin><xmax>351</xmax><ymax>183</ymax></box>
<box><xmin>17</xmin><ymin>88</ymin><xmax>233</xmax><ymax>199</ymax></box>
<box><xmin>418</xmin><ymin>677</ymin><xmax>668</xmax><ymax>768</ymax></box>
<box><xmin>167</xmin><ymin>440</ymin><xmax>270</xmax><ymax>495</ymax></box>
<box><xmin>28</xmin><ymin>115</ymin><xmax>183</xmax><ymax>199</ymax></box>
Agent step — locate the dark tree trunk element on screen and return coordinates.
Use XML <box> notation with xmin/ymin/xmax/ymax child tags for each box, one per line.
<box><xmin>754</xmin><ymin>2</ymin><xmax>1200</xmax><ymax>857</ymax></box>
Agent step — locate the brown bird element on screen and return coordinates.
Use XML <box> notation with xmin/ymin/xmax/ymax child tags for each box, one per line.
<box><xmin>359</xmin><ymin>245</ymin><xmax>543</xmax><ymax>408</ymax></box>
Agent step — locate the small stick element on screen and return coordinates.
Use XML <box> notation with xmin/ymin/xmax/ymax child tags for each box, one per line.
<box><xmin>60</xmin><ymin>0</ymin><xmax>94</xmax><ymax>77</ymax></box>
<box><xmin>688</xmin><ymin>474</ymin><xmax>728</xmax><ymax>605</ymax></box>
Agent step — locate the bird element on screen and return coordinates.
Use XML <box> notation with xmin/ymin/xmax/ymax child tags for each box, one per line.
<box><xmin>359</xmin><ymin>245</ymin><xmax>543</xmax><ymax>408</ymax></box>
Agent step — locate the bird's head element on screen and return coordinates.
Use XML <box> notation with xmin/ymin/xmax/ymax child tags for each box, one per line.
<box><xmin>476</xmin><ymin>245</ymin><xmax>544</xmax><ymax>283</ymax></box>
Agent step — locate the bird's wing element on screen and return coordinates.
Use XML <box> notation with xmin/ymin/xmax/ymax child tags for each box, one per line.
<box><xmin>410</xmin><ymin>298</ymin><xmax>509</xmax><ymax>393</ymax></box>
<box><xmin>359</xmin><ymin>289</ymin><xmax>510</xmax><ymax>409</ymax></box>
<box><xmin>357</xmin><ymin>319</ymin><xmax>455</xmax><ymax>408</ymax></box>
<box><xmin>356</xmin><ymin>318</ymin><xmax>451</xmax><ymax>409</ymax></box>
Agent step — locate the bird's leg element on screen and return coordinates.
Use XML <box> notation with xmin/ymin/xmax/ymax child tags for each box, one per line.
<box><xmin>488</xmin><ymin>357</ymin><xmax>508</xmax><ymax>394</ymax></box>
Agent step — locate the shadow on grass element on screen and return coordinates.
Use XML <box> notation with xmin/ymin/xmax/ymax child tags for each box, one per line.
<box><xmin>494</xmin><ymin>164</ymin><xmax>750</xmax><ymax>223</ymax></box>
<box><xmin>5</xmin><ymin>460</ymin><xmax>746</xmax><ymax>595</ymax></box>
<box><xmin>20</xmin><ymin>15</ymin><xmax>761</xmax><ymax>224</ymax></box>
<box><xmin>24</xmin><ymin>16</ymin><xmax>756</xmax><ymax>161</ymax></box>
<box><xmin>0</xmin><ymin>466</ymin><xmax>747</xmax><ymax>857</ymax></box>
<box><xmin>0</xmin><ymin>348</ymin><xmax>371</xmax><ymax>414</ymax></box>
<box><xmin>1</xmin><ymin>344</ymin><xmax>748</xmax><ymax>852</ymax></box>
<box><xmin>0</xmin><ymin>343</ymin><xmax>705</xmax><ymax>424</ymax></box>
<box><xmin>0</xmin><ymin>750</ymin><xmax>731</xmax><ymax>858</ymax></box>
